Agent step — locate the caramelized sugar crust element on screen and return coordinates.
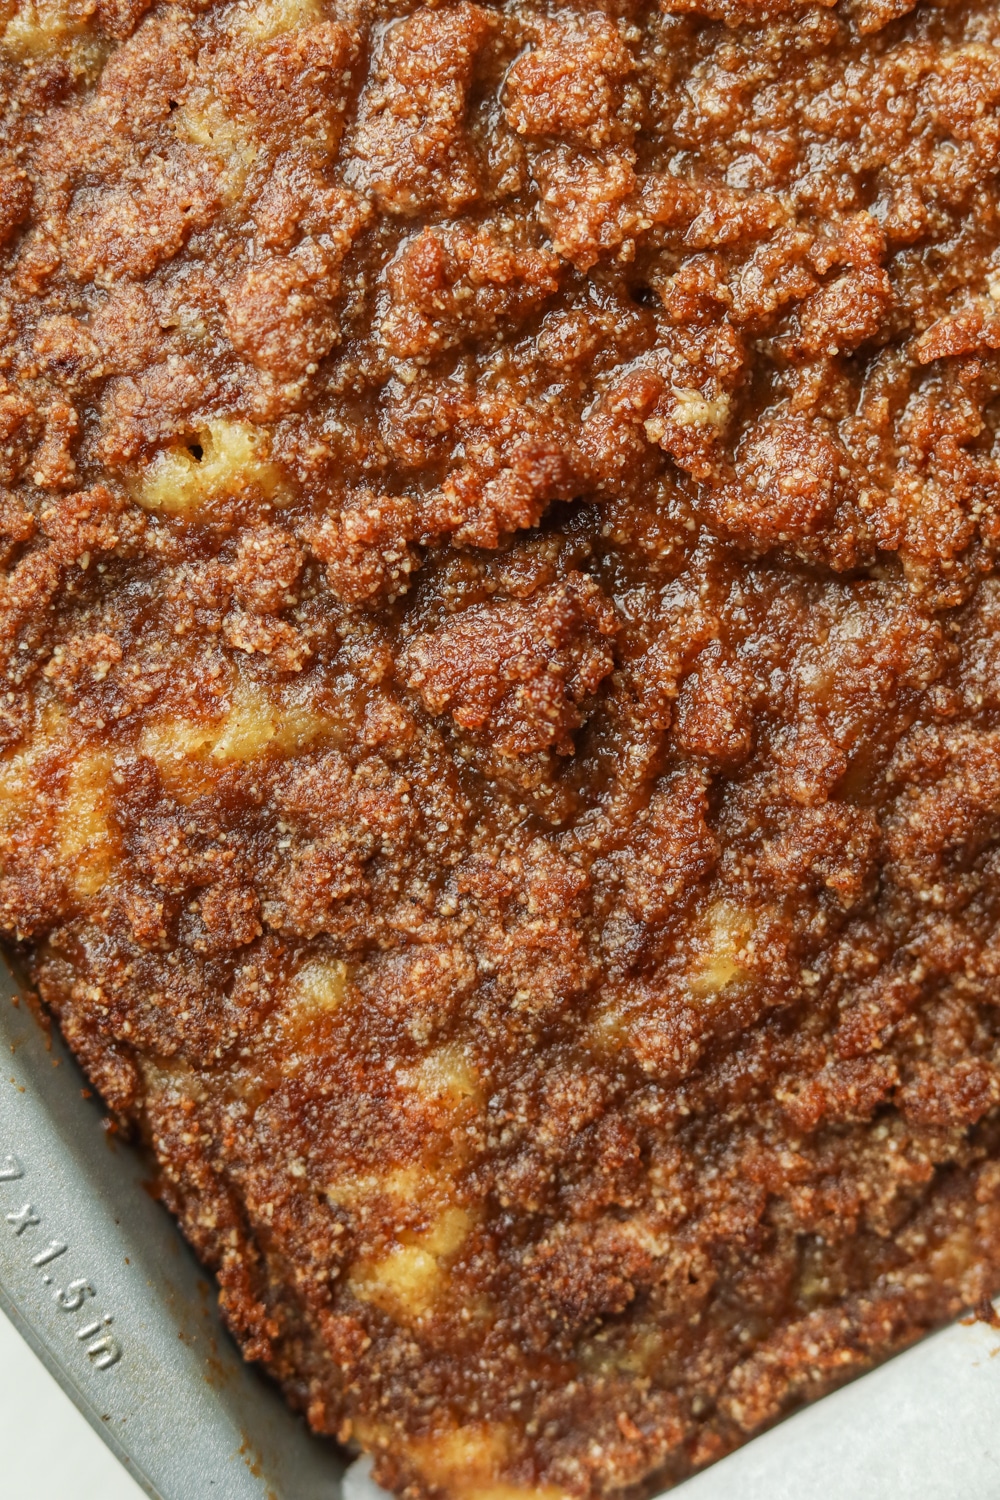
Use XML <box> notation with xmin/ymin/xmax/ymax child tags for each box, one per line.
<box><xmin>4</xmin><ymin>0</ymin><xmax>1000</xmax><ymax>1492</ymax></box>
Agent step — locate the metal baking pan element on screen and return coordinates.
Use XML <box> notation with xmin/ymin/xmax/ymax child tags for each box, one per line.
<box><xmin>2</xmin><ymin>955</ymin><xmax>999</xmax><ymax>1500</ymax></box>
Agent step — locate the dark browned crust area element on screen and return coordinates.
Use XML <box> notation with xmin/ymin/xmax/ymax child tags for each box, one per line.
<box><xmin>4</xmin><ymin>0</ymin><xmax>1000</xmax><ymax>1494</ymax></box>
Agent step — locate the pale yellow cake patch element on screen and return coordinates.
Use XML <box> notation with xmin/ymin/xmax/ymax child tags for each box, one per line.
<box><xmin>288</xmin><ymin>956</ymin><xmax>349</xmax><ymax>1015</ymax></box>
<box><xmin>0</xmin><ymin>712</ymin><xmax>113</xmax><ymax>899</ymax></box>
<box><xmin>132</xmin><ymin>420</ymin><xmax>288</xmax><ymax>517</ymax></box>
<box><xmin>210</xmin><ymin>684</ymin><xmax>333</xmax><ymax>761</ymax></box>
<box><xmin>229</xmin><ymin>0</ymin><xmax>320</xmax><ymax>40</ymax></box>
<box><xmin>348</xmin><ymin>1204</ymin><xmax>473</xmax><ymax>1321</ymax></box>
<box><xmin>2</xmin><ymin>0</ymin><xmax>97</xmax><ymax>57</ymax></box>
<box><xmin>689</xmin><ymin>900</ymin><xmax>754</xmax><ymax>998</ymax></box>
<box><xmin>399</xmin><ymin>1043</ymin><xmax>481</xmax><ymax>1109</ymax></box>
<box><xmin>175</xmin><ymin>97</ymin><xmax>259</xmax><ymax>203</ymax></box>
<box><xmin>351</xmin><ymin>1422</ymin><xmax>574</xmax><ymax>1500</ymax></box>
<box><xmin>138</xmin><ymin>682</ymin><xmax>337</xmax><ymax>797</ymax></box>
<box><xmin>340</xmin><ymin>1049</ymin><xmax>483</xmax><ymax>1325</ymax></box>
<box><xmin>57</xmin><ymin>747</ymin><xmax>114</xmax><ymax>898</ymax></box>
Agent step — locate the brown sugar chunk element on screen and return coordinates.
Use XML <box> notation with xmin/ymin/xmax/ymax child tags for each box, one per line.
<box><xmin>791</xmin><ymin>263</ymin><xmax>893</xmax><ymax>358</ymax></box>
<box><xmin>598</xmin><ymin>770</ymin><xmax>720</xmax><ymax>931</ymax></box>
<box><xmin>226</xmin><ymin>244</ymin><xmax>342</xmax><ymax>382</ymax></box>
<box><xmin>0</xmin><ymin>156</ymin><xmax>31</xmax><ymax>248</ymax></box>
<box><xmin>96</xmin><ymin>0</ymin><xmax>154</xmax><ymax>41</ymax></box>
<box><xmin>402</xmin><ymin>572</ymin><xmax>617</xmax><ymax>756</ymax></box>
<box><xmin>32</xmin><ymin>314</ymin><xmax>101</xmax><ymax>383</ymax></box>
<box><xmin>505</xmin><ymin>11</ymin><xmax>645</xmax><ymax>271</ymax></box>
<box><xmin>230</xmin><ymin>524</ymin><xmax>304</xmax><ymax>614</ymax></box>
<box><xmin>758</xmin><ymin>804</ymin><xmax>882</xmax><ymax>908</ymax></box>
<box><xmin>250</xmin><ymin>153</ymin><xmax>360</xmax><ymax>250</ymax></box>
<box><xmin>846</xmin><ymin>0</ymin><xmax>919</xmax><ymax>30</ymax></box>
<box><xmin>674</xmin><ymin>643</ymin><xmax>755</xmax><ymax>767</ymax></box>
<box><xmin>458</xmin><ymin>837</ymin><xmax>597</xmax><ymax>1018</ymax></box>
<box><xmin>431</xmin><ymin>434</ymin><xmax>585</xmax><ymax>550</ymax></box>
<box><xmin>381</xmin><ymin>221</ymin><xmax>561</xmax><ymax>361</ymax></box>
<box><xmin>95</xmin><ymin>358</ymin><xmax>218</xmax><ymax>465</ymax></box>
<box><xmin>348</xmin><ymin>3</ymin><xmax>494</xmax><ymax>215</ymax></box>
<box><xmin>662</xmin><ymin>0</ymin><xmax>835</xmax><ymax>17</ymax></box>
<box><xmin>504</xmin><ymin>12</ymin><xmax>637</xmax><ymax>150</ymax></box>
<box><xmin>225</xmin><ymin>178</ymin><xmax>366</xmax><ymax>384</ymax></box>
<box><xmin>89</xmin><ymin>284</ymin><xmax>163</xmax><ymax>375</ymax></box>
<box><xmin>91</xmin><ymin>8</ymin><xmax>199</xmax><ymax>126</ymax></box>
<box><xmin>211</xmin><ymin>20</ymin><xmax>357</xmax><ymax>140</ymax></box>
<box><xmin>301</xmin><ymin>491</ymin><xmax>419</xmax><ymax>604</ymax></box>
<box><xmin>885</xmin><ymin>726</ymin><xmax>1000</xmax><ymax>894</ymax></box>
<box><xmin>530</xmin><ymin>143</ymin><xmax>638</xmax><ymax>271</ymax></box>
<box><xmin>718</xmin><ymin>414</ymin><xmax>881</xmax><ymax>569</ymax></box>
<box><xmin>65</xmin><ymin>148</ymin><xmax>222</xmax><ymax>283</ymax></box>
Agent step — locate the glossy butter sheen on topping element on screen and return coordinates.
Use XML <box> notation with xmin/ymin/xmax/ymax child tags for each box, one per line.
<box><xmin>3</xmin><ymin>0</ymin><xmax>1000</xmax><ymax>1494</ymax></box>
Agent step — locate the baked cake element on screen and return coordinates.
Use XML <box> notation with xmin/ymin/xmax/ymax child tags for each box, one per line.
<box><xmin>3</xmin><ymin>0</ymin><xmax>1000</xmax><ymax>1492</ymax></box>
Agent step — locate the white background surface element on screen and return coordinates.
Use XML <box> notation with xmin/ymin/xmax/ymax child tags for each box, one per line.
<box><xmin>6</xmin><ymin>1290</ymin><xmax>1000</xmax><ymax>1500</ymax></box>
<box><xmin>0</xmin><ymin>1306</ymin><xmax>145</xmax><ymax>1499</ymax></box>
